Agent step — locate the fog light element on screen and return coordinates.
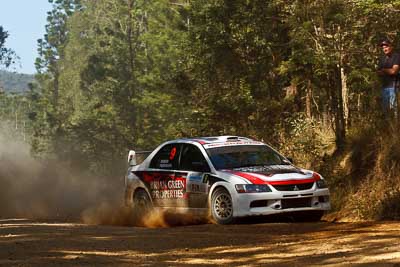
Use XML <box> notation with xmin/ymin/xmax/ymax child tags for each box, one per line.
<box><xmin>274</xmin><ymin>204</ymin><xmax>281</xmax><ymax>209</ymax></box>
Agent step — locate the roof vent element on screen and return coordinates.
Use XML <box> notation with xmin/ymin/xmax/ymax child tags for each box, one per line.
<box><xmin>226</xmin><ymin>136</ymin><xmax>239</xmax><ymax>141</ymax></box>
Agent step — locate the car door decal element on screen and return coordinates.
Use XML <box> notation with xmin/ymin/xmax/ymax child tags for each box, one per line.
<box><xmin>134</xmin><ymin>171</ymin><xmax>188</xmax><ymax>206</ymax></box>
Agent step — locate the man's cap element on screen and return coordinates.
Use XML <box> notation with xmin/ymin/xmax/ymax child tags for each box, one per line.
<box><xmin>380</xmin><ymin>39</ymin><xmax>392</xmax><ymax>47</ymax></box>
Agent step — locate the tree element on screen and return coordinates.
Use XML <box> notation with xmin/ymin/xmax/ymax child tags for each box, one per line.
<box><xmin>31</xmin><ymin>0</ymin><xmax>189</xmax><ymax>173</ymax></box>
<box><xmin>28</xmin><ymin>0</ymin><xmax>400</xmax><ymax>174</ymax></box>
<box><xmin>32</xmin><ymin>0</ymin><xmax>81</xmax><ymax>157</ymax></box>
<box><xmin>183</xmin><ymin>0</ymin><xmax>290</xmax><ymax>143</ymax></box>
<box><xmin>0</xmin><ymin>26</ymin><xmax>17</xmax><ymax>67</ymax></box>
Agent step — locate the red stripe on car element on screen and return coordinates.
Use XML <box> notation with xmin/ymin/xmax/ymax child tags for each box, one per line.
<box><xmin>227</xmin><ymin>170</ymin><xmax>318</xmax><ymax>185</ymax></box>
<box><xmin>268</xmin><ymin>178</ymin><xmax>316</xmax><ymax>185</ymax></box>
<box><xmin>225</xmin><ymin>171</ymin><xmax>269</xmax><ymax>184</ymax></box>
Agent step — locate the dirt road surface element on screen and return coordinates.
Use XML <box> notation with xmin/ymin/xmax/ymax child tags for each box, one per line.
<box><xmin>1</xmin><ymin>219</ymin><xmax>400</xmax><ymax>267</ymax></box>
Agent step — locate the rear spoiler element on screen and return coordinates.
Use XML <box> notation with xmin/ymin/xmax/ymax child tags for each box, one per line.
<box><xmin>127</xmin><ymin>150</ymin><xmax>153</xmax><ymax>166</ymax></box>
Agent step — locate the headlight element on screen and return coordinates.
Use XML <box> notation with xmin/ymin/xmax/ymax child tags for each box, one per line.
<box><xmin>316</xmin><ymin>179</ymin><xmax>327</xmax><ymax>188</ymax></box>
<box><xmin>313</xmin><ymin>172</ymin><xmax>328</xmax><ymax>188</ymax></box>
<box><xmin>235</xmin><ymin>184</ymin><xmax>272</xmax><ymax>193</ymax></box>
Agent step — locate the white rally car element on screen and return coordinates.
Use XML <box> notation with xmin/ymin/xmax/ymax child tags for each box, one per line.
<box><xmin>124</xmin><ymin>136</ymin><xmax>330</xmax><ymax>224</ymax></box>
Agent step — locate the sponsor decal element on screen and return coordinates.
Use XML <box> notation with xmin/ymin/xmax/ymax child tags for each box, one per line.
<box><xmin>136</xmin><ymin>171</ymin><xmax>187</xmax><ymax>199</ymax></box>
<box><xmin>203</xmin><ymin>141</ymin><xmax>264</xmax><ymax>149</ymax></box>
<box><xmin>188</xmin><ymin>173</ymin><xmax>203</xmax><ymax>182</ymax></box>
<box><xmin>159</xmin><ymin>159</ymin><xmax>172</xmax><ymax>168</ymax></box>
<box><xmin>202</xmin><ymin>174</ymin><xmax>210</xmax><ymax>183</ymax></box>
<box><xmin>150</xmin><ymin>177</ymin><xmax>186</xmax><ymax>199</ymax></box>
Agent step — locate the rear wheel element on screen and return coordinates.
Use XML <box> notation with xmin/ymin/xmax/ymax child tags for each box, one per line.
<box><xmin>132</xmin><ymin>189</ymin><xmax>152</xmax><ymax>220</ymax></box>
<box><xmin>211</xmin><ymin>187</ymin><xmax>234</xmax><ymax>224</ymax></box>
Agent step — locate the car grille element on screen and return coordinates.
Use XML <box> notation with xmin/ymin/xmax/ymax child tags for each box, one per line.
<box><xmin>272</xmin><ymin>182</ymin><xmax>314</xmax><ymax>191</ymax></box>
<box><xmin>281</xmin><ymin>197</ymin><xmax>311</xmax><ymax>209</ymax></box>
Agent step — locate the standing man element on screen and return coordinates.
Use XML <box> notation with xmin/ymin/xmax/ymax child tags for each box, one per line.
<box><xmin>377</xmin><ymin>39</ymin><xmax>400</xmax><ymax>115</ymax></box>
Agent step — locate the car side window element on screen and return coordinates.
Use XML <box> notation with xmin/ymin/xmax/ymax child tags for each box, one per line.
<box><xmin>149</xmin><ymin>144</ymin><xmax>181</xmax><ymax>170</ymax></box>
<box><xmin>179</xmin><ymin>144</ymin><xmax>210</xmax><ymax>172</ymax></box>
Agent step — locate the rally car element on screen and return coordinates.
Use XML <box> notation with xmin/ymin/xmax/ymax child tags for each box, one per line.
<box><xmin>124</xmin><ymin>136</ymin><xmax>330</xmax><ymax>224</ymax></box>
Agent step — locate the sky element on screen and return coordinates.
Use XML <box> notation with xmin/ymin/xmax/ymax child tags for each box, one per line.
<box><xmin>1</xmin><ymin>1</ymin><xmax>52</xmax><ymax>74</ymax></box>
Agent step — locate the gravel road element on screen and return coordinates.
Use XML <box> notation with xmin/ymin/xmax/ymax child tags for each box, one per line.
<box><xmin>1</xmin><ymin>219</ymin><xmax>400</xmax><ymax>266</ymax></box>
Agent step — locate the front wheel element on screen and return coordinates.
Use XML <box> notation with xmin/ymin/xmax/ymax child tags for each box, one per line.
<box><xmin>211</xmin><ymin>187</ymin><xmax>234</xmax><ymax>224</ymax></box>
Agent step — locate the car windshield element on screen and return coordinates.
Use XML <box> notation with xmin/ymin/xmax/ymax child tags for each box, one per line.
<box><xmin>206</xmin><ymin>145</ymin><xmax>287</xmax><ymax>170</ymax></box>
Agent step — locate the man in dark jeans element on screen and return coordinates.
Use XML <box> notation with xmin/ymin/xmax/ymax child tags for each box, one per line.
<box><xmin>377</xmin><ymin>39</ymin><xmax>400</xmax><ymax>116</ymax></box>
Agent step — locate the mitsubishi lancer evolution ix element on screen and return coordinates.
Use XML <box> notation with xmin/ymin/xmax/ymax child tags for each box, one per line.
<box><xmin>124</xmin><ymin>136</ymin><xmax>330</xmax><ymax>224</ymax></box>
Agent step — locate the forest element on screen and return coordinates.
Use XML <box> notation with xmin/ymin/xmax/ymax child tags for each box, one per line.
<box><xmin>0</xmin><ymin>71</ymin><xmax>34</xmax><ymax>93</ymax></box>
<box><xmin>2</xmin><ymin>0</ymin><xmax>400</xmax><ymax>221</ymax></box>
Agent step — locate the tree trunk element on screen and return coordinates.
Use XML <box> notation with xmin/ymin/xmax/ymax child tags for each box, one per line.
<box><xmin>340</xmin><ymin>58</ymin><xmax>349</xmax><ymax>129</ymax></box>
<box><xmin>306</xmin><ymin>79</ymin><xmax>312</xmax><ymax>118</ymax></box>
<box><xmin>127</xmin><ymin>0</ymin><xmax>135</xmax><ymax>78</ymax></box>
<box><xmin>330</xmin><ymin>70</ymin><xmax>346</xmax><ymax>149</ymax></box>
<box><xmin>53</xmin><ymin>67</ymin><xmax>59</xmax><ymax>109</ymax></box>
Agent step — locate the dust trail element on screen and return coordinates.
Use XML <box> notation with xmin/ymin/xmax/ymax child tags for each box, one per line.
<box><xmin>82</xmin><ymin>207</ymin><xmax>209</xmax><ymax>227</ymax></box>
<box><xmin>81</xmin><ymin>202</ymin><xmax>134</xmax><ymax>226</ymax></box>
<box><xmin>0</xmin><ymin>127</ymin><xmax>124</xmax><ymax>222</ymax></box>
<box><xmin>141</xmin><ymin>210</ymin><xmax>210</xmax><ymax>228</ymax></box>
<box><xmin>0</xmin><ymin>129</ymin><xmax>209</xmax><ymax>227</ymax></box>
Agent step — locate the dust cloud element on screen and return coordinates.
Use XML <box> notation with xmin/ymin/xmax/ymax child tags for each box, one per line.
<box><xmin>141</xmin><ymin>209</ymin><xmax>209</xmax><ymax>228</ymax></box>
<box><xmin>0</xmin><ymin>129</ymin><xmax>126</xmax><ymax>223</ymax></box>
<box><xmin>0</xmin><ymin>130</ymin><xmax>208</xmax><ymax>227</ymax></box>
<box><xmin>81</xmin><ymin>205</ymin><xmax>208</xmax><ymax>227</ymax></box>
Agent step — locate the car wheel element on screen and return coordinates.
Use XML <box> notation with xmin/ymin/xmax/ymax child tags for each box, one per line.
<box><xmin>211</xmin><ymin>187</ymin><xmax>234</xmax><ymax>224</ymax></box>
<box><xmin>133</xmin><ymin>189</ymin><xmax>152</xmax><ymax>220</ymax></box>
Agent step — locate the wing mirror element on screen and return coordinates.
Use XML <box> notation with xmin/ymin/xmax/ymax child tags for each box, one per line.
<box><xmin>128</xmin><ymin>150</ymin><xmax>137</xmax><ymax>166</ymax></box>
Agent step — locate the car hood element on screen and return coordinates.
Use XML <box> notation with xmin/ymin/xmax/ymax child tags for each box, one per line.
<box><xmin>217</xmin><ymin>165</ymin><xmax>315</xmax><ymax>184</ymax></box>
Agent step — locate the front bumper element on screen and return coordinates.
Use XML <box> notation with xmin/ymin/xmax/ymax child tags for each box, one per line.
<box><xmin>234</xmin><ymin>188</ymin><xmax>330</xmax><ymax>217</ymax></box>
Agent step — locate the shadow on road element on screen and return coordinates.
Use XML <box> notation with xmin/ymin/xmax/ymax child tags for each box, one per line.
<box><xmin>1</xmin><ymin>219</ymin><xmax>400</xmax><ymax>266</ymax></box>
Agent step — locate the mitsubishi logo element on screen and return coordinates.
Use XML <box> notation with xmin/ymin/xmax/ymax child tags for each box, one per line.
<box><xmin>293</xmin><ymin>185</ymin><xmax>299</xmax><ymax>191</ymax></box>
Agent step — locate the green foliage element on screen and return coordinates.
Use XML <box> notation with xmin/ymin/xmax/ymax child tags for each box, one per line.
<box><xmin>24</xmin><ymin>0</ymin><xmax>400</xmax><ymax>219</ymax></box>
<box><xmin>0</xmin><ymin>26</ymin><xmax>17</xmax><ymax>67</ymax></box>
<box><xmin>0</xmin><ymin>87</ymin><xmax>38</xmax><ymax>143</ymax></box>
<box><xmin>183</xmin><ymin>0</ymin><xmax>290</xmax><ymax>139</ymax></box>
<box><xmin>279</xmin><ymin>113</ymin><xmax>335</xmax><ymax>168</ymax></box>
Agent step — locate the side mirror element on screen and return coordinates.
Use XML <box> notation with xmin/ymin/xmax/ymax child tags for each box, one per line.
<box><xmin>128</xmin><ymin>150</ymin><xmax>137</xmax><ymax>166</ymax></box>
